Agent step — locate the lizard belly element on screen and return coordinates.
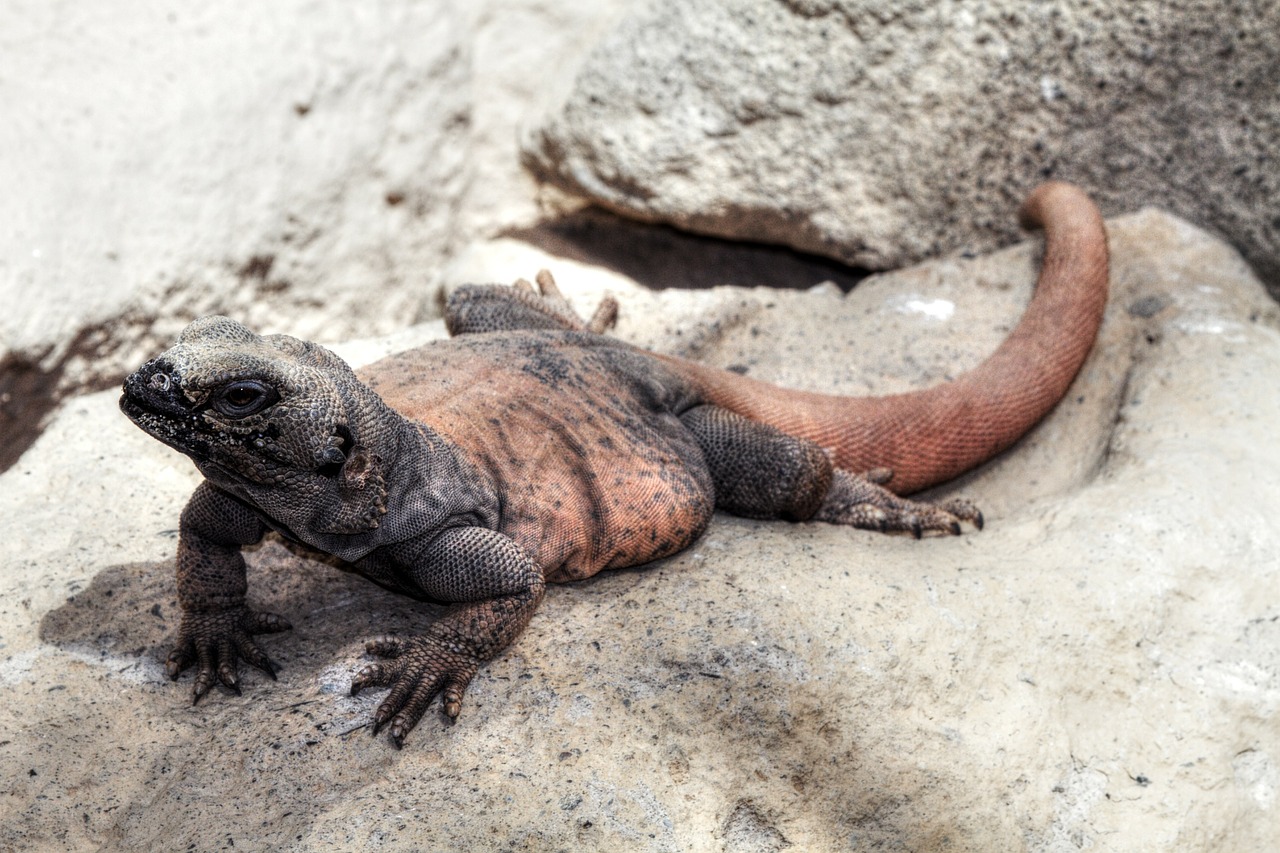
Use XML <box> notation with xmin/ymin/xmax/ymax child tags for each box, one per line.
<box><xmin>360</xmin><ymin>334</ymin><xmax>715</xmax><ymax>582</ymax></box>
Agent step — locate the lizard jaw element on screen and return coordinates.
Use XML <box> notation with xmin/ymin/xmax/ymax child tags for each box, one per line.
<box><xmin>119</xmin><ymin>358</ymin><xmax>214</xmax><ymax>463</ymax></box>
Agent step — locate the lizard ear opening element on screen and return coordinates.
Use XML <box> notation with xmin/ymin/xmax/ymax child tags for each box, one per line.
<box><xmin>316</xmin><ymin>424</ymin><xmax>355</xmax><ymax>476</ymax></box>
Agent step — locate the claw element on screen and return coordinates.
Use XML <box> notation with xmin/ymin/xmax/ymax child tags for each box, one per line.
<box><xmin>368</xmin><ymin>701</ymin><xmax>390</xmax><ymax>736</ymax></box>
<box><xmin>350</xmin><ymin>633</ymin><xmax>483</xmax><ymax>747</ymax></box>
<box><xmin>443</xmin><ymin>690</ymin><xmax>463</xmax><ymax>720</ymax></box>
<box><xmin>165</xmin><ymin>605</ymin><xmax>290</xmax><ymax>703</ymax></box>
<box><xmin>817</xmin><ymin>471</ymin><xmax>985</xmax><ymax>537</ymax></box>
<box><xmin>192</xmin><ymin>672</ymin><xmax>214</xmax><ymax>705</ymax></box>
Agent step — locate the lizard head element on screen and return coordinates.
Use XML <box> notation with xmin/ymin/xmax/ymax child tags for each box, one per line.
<box><xmin>120</xmin><ymin>316</ymin><xmax>390</xmax><ymax>491</ymax></box>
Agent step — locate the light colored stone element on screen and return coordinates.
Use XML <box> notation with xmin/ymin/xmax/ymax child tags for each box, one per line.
<box><xmin>0</xmin><ymin>0</ymin><xmax>635</xmax><ymax>469</ymax></box>
<box><xmin>524</xmin><ymin>0</ymin><xmax>1280</xmax><ymax>287</ymax></box>
<box><xmin>2</xmin><ymin>210</ymin><xmax>1277</xmax><ymax>850</ymax></box>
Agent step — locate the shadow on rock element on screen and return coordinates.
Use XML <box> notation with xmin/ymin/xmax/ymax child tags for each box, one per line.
<box><xmin>503</xmin><ymin>207</ymin><xmax>868</xmax><ymax>293</ymax></box>
<box><xmin>38</xmin><ymin>539</ymin><xmax>444</xmax><ymax>688</ymax></box>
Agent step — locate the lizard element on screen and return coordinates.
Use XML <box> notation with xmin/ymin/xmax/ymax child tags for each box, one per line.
<box><xmin>119</xmin><ymin>181</ymin><xmax>1108</xmax><ymax>748</ymax></box>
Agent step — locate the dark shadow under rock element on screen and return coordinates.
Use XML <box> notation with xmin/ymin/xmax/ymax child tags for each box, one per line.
<box><xmin>504</xmin><ymin>207</ymin><xmax>869</xmax><ymax>293</ymax></box>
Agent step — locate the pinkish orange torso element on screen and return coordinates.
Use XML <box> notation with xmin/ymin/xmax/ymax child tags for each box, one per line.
<box><xmin>360</xmin><ymin>331</ymin><xmax>714</xmax><ymax>582</ymax></box>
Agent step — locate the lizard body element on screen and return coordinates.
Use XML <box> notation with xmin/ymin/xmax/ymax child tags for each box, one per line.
<box><xmin>120</xmin><ymin>182</ymin><xmax>1108</xmax><ymax>746</ymax></box>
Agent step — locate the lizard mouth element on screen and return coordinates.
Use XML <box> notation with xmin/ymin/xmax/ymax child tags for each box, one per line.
<box><xmin>120</xmin><ymin>358</ymin><xmax>189</xmax><ymax>418</ymax></box>
<box><xmin>119</xmin><ymin>359</ymin><xmax>214</xmax><ymax>461</ymax></box>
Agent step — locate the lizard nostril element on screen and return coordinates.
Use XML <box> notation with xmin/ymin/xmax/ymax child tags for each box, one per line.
<box><xmin>149</xmin><ymin>373</ymin><xmax>172</xmax><ymax>392</ymax></box>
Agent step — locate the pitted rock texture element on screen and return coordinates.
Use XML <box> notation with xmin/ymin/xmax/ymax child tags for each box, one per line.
<box><xmin>0</xmin><ymin>0</ymin><xmax>635</xmax><ymax>472</ymax></box>
<box><xmin>524</xmin><ymin>0</ymin><xmax>1280</xmax><ymax>287</ymax></box>
<box><xmin>2</xmin><ymin>210</ymin><xmax>1277</xmax><ymax>851</ymax></box>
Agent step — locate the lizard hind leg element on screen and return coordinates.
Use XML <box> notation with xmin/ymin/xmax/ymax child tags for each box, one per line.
<box><xmin>814</xmin><ymin>470</ymin><xmax>984</xmax><ymax>538</ymax></box>
<box><xmin>680</xmin><ymin>404</ymin><xmax>983</xmax><ymax>536</ymax></box>
<box><xmin>680</xmin><ymin>404</ymin><xmax>833</xmax><ymax>521</ymax></box>
<box><xmin>445</xmin><ymin>270</ymin><xmax>619</xmax><ymax>335</ymax></box>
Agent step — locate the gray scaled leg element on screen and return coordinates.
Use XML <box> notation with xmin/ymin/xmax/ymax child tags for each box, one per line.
<box><xmin>349</xmin><ymin>526</ymin><xmax>546</xmax><ymax>748</ymax></box>
<box><xmin>445</xmin><ymin>269</ymin><xmax>618</xmax><ymax>335</ymax></box>
<box><xmin>168</xmin><ymin>481</ymin><xmax>292</xmax><ymax>702</ymax></box>
<box><xmin>681</xmin><ymin>404</ymin><xmax>983</xmax><ymax>536</ymax></box>
<box><xmin>680</xmin><ymin>405</ymin><xmax>832</xmax><ymax>521</ymax></box>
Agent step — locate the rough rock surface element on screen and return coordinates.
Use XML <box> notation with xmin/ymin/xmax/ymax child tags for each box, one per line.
<box><xmin>524</xmin><ymin>0</ymin><xmax>1280</xmax><ymax>287</ymax></box>
<box><xmin>0</xmin><ymin>0</ymin><xmax>634</xmax><ymax>471</ymax></box>
<box><xmin>3</xmin><ymin>210</ymin><xmax>1278</xmax><ymax>851</ymax></box>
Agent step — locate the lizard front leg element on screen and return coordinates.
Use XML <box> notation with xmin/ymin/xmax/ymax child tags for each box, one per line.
<box><xmin>350</xmin><ymin>526</ymin><xmax>546</xmax><ymax>748</ymax></box>
<box><xmin>169</xmin><ymin>481</ymin><xmax>291</xmax><ymax>701</ymax></box>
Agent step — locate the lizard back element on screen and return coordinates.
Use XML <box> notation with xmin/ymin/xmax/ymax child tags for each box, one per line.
<box><xmin>359</xmin><ymin>331</ymin><xmax>715</xmax><ymax>582</ymax></box>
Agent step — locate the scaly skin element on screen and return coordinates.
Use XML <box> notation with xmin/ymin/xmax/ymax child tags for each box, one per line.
<box><xmin>654</xmin><ymin>181</ymin><xmax>1109</xmax><ymax>494</ymax></box>
<box><xmin>119</xmin><ymin>182</ymin><xmax>1108</xmax><ymax>747</ymax></box>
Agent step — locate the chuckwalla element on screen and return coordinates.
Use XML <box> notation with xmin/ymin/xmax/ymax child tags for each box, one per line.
<box><xmin>120</xmin><ymin>182</ymin><xmax>1108</xmax><ymax>747</ymax></box>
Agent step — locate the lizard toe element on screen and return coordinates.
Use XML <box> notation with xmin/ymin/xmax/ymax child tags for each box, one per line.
<box><xmin>215</xmin><ymin>640</ymin><xmax>240</xmax><ymax>692</ymax></box>
<box><xmin>352</xmin><ymin>634</ymin><xmax>483</xmax><ymax>746</ymax></box>
<box><xmin>940</xmin><ymin>498</ymin><xmax>984</xmax><ymax>530</ymax></box>
<box><xmin>234</xmin><ymin>635</ymin><xmax>278</xmax><ymax>680</ymax></box>
<box><xmin>218</xmin><ymin>663</ymin><xmax>241</xmax><ymax>695</ymax></box>
<box><xmin>243</xmin><ymin>610</ymin><xmax>292</xmax><ymax>635</ymax></box>
<box><xmin>350</xmin><ymin>660</ymin><xmax>401</xmax><ymax>696</ymax></box>
<box><xmin>441</xmin><ymin>674</ymin><xmax>473</xmax><ymax>720</ymax></box>
<box><xmin>171</xmin><ymin>605</ymin><xmax>288</xmax><ymax>700</ymax></box>
<box><xmin>384</xmin><ymin>685</ymin><xmax>439</xmax><ymax>748</ymax></box>
<box><xmin>364</xmin><ymin>635</ymin><xmax>408</xmax><ymax>658</ymax></box>
<box><xmin>166</xmin><ymin>644</ymin><xmax>195</xmax><ymax>681</ymax></box>
<box><xmin>816</xmin><ymin>471</ymin><xmax>984</xmax><ymax>536</ymax></box>
<box><xmin>191</xmin><ymin>664</ymin><xmax>216</xmax><ymax>705</ymax></box>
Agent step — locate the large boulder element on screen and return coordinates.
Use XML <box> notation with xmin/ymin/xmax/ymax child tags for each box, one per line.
<box><xmin>0</xmin><ymin>0</ymin><xmax>635</xmax><ymax>471</ymax></box>
<box><xmin>524</xmin><ymin>0</ymin><xmax>1280</xmax><ymax>287</ymax></box>
<box><xmin>2</xmin><ymin>209</ymin><xmax>1277</xmax><ymax>851</ymax></box>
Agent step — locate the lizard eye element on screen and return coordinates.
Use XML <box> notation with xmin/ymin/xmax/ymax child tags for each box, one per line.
<box><xmin>213</xmin><ymin>380</ymin><xmax>278</xmax><ymax>418</ymax></box>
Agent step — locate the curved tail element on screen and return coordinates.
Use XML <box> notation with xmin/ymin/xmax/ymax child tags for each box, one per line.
<box><xmin>658</xmin><ymin>181</ymin><xmax>1110</xmax><ymax>495</ymax></box>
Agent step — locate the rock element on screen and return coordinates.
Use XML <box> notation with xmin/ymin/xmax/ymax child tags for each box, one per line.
<box><xmin>0</xmin><ymin>0</ymin><xmax>635</xmax><ymax>472</ymax></box>
<box><xmin>2</xmin><ymin>209</ymin><xmax>1277</xmax><ymax>850</ymax></box>
<box><xmin>523</xmin><ymin>0</ymin><xmax>1280</xmax><ymax>288</ymax></box>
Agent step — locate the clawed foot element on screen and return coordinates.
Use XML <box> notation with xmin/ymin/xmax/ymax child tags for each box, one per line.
<box><xmin>512</xmin><ymin>269</ymin><xmax>618</xmax><ymax>334</ymax></box>
<box><xmin>815</xmin><ymin>470</ymin><xmax>984</xmax><ymax>537</ymax></box>
<box><xmin>166</xmin><ymin>605</ymin><xmax>291</xmax><ymax>703</ymax></box>
<box><xmin>349</xmin><ymin>635</ymin><xmax>482</xmax><ymax>749</ymax></box>
<box><xmin>445</xmin><ymin>269</ymin><xmax>618</xmax><ymax>336</ymax></box>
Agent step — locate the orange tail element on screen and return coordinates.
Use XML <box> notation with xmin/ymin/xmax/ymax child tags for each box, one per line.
<box><xmin>658</xmin><ymin>181</ymin><xmax>1110</xmax><ymax>495</ymax></box>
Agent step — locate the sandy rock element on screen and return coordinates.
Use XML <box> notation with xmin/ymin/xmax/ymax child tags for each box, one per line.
<box><xmin>0</xmin><ymin>0</ymin><xmax>634</xmax><ymax>471</ymax></box>
<box><xmin>524</xmin><ymin>0</ymin><xmax>1280</xmax><ymax>286</ymax></box>
<box><xmin>2</xmin><ymin>209</ymin><xmax>1277</xmax><ymax>851</ymax></box>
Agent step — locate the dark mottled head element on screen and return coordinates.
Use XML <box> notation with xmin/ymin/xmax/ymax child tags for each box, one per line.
<box><xmin>120</xmin><ymin>316</ymin><xmax>390</xmax><ymax>491</ymax></box>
